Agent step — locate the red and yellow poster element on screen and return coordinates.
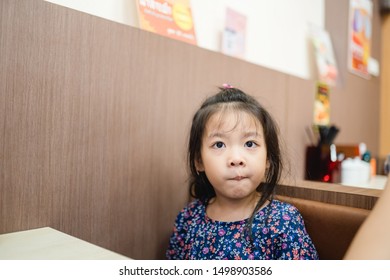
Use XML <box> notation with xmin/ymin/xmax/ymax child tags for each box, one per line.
<box><xmin>313</xmin><ymin>82</ymin><xmax>330</xmax><ymax>126</ymax></box>
<box><xmin>348</xmin><ymin>0</ymin><xmax>372</xmax><ymax>79</ymax></box>
<box><xmin>136</xmin><ymin>0</ymin><xmax>197</xmax><ymax>45</ymax></box>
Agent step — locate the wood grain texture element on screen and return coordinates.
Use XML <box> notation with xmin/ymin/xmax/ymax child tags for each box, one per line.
<box><xmin>380</xmin><ymin>14</ymin><xmax>390</xmax><ymax>158</ymax></box>
<box><xmin>276</xmin><ymin>179</ymin><xmax>381</xmax><ymax>210</ymax></box>
<box><xmin>324</xmin><ymin>0</ymin><xmax>381</xmax><ymax>156</ymax></box>
<box><xmin>0</xmin><ymin>0</ymin><xmax>382</xmax><ymax>259</ymax></box>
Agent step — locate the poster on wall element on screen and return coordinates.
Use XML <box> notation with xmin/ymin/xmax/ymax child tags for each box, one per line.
<box><xmin>308</xmin><ymin>25</ymin><xmax>338</xmax><ymax>87</ymax></box>
<box><xmin>313</xmin><ymin>82</ymin><xmax>330</xmax><ymax>126</ymax></box>
<box><xmin>136</xmin><ymin>0</ymin><xmax>197</xmax><ymax>45</ymax></box>
<box><xmin>221</xmin><ymin>8</ymin><xmax>247</xmax><ymax>60</ymax></box>
<box><xmin>347</xmin><ymin>0</ymin><xmax>373</xmax><ymax>79</ymax></box>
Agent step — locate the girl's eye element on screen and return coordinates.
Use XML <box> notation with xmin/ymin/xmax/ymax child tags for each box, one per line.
<box><xmin>245</xmin><ymin>141</ymin><xmax>257</xmax><ymax>148</ymax></box>
<box><xmin>212</xmin><ymin>141</ymin><xmax>225</xmax><ymax>149</ymax></box>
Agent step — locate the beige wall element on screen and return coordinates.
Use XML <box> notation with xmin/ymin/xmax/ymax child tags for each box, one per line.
<box><xmin>45</xmin><ymin>0</ymin><xmax>325</xmax><ymax>80</ymax></box>
<box><xmin>380</xmin><ymin>14</ymin><xmax>390</xmax><ymax>158</ymax></box>
<box><xmin>0</xmin><ymin>0</ymin><xmax>383</xmax><ymax>259</ymax></box>
<box><xmin>324</xmin><ymin>0</ymin><xmax>381</xmax><ymax>157</ymax></box>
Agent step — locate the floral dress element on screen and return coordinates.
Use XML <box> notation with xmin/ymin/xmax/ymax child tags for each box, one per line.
<box><xmin>166</xmin><ymin>199</ymin><xmax>319</xmax><ymax>260</ymax></box>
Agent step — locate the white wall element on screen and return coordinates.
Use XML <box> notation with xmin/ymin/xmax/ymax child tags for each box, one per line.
<box><xmin>45</xmin><ymin>0</ymin><xmax>139</xmax><ymax>26</ymax></box>
<box><xmin>45</xmin><ymin>0</ymin><xmax>324</xmax><ymax>79</ymax></box>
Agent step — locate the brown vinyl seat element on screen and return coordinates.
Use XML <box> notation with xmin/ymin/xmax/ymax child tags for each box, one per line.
<box><xmin>276</xmin><ymin>195</ymin><xmax>370</xmax><ymax>260</ymax></box>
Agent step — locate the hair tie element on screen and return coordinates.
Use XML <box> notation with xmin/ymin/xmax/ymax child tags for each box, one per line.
<box><xmin>222</xmin><ymin>83</ymin><xmax>234</xmax><ymax>89</ymax></box>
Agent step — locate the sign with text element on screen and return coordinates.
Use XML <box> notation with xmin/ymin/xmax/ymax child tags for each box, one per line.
<box><xmin>309</xmin><ymin>25</ymin><xmax>338</xmax><ymax>87</ymax></box>
<box><xmin>136</xmin><ymin>0</ymin><xmax>197</xmax><ymax>45</ymax></box>
<box><xmin>221</xmin><ymin>8</ymin><xmax>247</xmax><ymax>59</ymax></box>
<box><xmin>348</xmin><ymin>0</ymin><xmax>373</xmax><ymax>79</ymax></box>
<box><xmin>313</xmin><ymin>82</ymin><xmax>330</xmax><ymax>126</ymax></box>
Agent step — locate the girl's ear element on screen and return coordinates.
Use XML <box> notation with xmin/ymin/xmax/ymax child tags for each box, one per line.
<box><xmin>266</xmin><ymin>159</ymin><xmax>271</xmax><ymax>171</ymax></box>
<box><xmin>195</xmin><ymin>158</ymin><xmax>205</xmax><ymax>173</ymax></box>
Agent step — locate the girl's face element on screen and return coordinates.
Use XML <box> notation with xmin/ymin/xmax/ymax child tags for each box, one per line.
<box><xmin>196</xmin><ymin>110</ymin><xmax>268</xmax><ymax>202</ymax></box>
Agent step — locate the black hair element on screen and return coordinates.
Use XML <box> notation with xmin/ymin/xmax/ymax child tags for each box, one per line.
<box><xmin>188</xmin><ymin>86</ymin><xmax>283</xmax><ymax>243</ymax></box>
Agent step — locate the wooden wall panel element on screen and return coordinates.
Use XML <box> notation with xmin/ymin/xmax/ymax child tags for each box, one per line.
<box><xmin>284</xmin><ymin>77</ymin><xmax>318</xmax><ymax>179</ymax></box>
<box><xmin>325</xmin><ymin>0</ymin><xmax>381</xmax><ymax>156</ymax></box>
<box><xmin>380</xmin><ymin>15</ymin><xmax>390</xmax><ymax>158</ymax></box>
<box><xmin>0</xmin><ymin>0</ymin><xmax>382</xmax><ymax>259</ymax></box>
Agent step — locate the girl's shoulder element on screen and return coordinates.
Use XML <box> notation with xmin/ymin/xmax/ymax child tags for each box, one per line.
<box><xmin>177</xmin><ymin>199</ymin><xmax>205</xmax><ymax>220</ymax></box>
<box><xmin>251</xmin><ymin>199</ymin><xmax>306</xmax><ymax>234</ymax></box>
<box><xmin>270</xmin><ymin>199</ymin><xmax>299</xmax><ymax>211</ymax></box>
<box><xmin>186</xmin><ymin>199</ymin><xmax>205</xmax><ymax>211</ymax></box>
<box><xmin>262</xmin><ymin>199</ymin><xmax>303</xmax><ymax>221</ymax></box>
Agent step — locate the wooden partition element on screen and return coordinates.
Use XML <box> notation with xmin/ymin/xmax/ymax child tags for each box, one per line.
<box><xmin>276</xmin><ymin>179</ymin><xmax>381</xmax><ymax>210</ymax></box>
<box><xmin>0</xmin><ymin>0</ymin><xmax>382</xmax><ymax>259</ymax></box>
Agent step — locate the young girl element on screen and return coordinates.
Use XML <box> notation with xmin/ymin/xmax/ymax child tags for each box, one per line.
<box><xmin>166</xmin><ymin>85</ymin><xmax>318</xmax><ymax>260</ymax></box>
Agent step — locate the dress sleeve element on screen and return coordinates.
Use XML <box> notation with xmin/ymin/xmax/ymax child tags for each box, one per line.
<box><xmin>165</xmin><ymin>207</ymin><xmax>189</xmax><ymax>260</ymax></box>
<box><xmin>275</xmin><ymin>204</ymin><xmax>319</xmax><ymax>260</ymax></box>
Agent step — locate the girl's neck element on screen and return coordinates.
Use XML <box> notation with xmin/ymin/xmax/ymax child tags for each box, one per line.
<box><xmin>206</xmin><ymin>192</ymin><xmax>266</xmax><ymax>222</ymax></box>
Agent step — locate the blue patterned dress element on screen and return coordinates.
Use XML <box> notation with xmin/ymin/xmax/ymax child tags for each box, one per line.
<box><xmin>166</xmin><ymin>199</ymin><xmax>319</xmax><ymax>260</ymax></box>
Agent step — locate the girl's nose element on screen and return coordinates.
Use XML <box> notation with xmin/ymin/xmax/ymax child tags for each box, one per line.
<box><xmin>230</xmin><ymin>159</ymin><xmax>245</xmax><ymax>166</ymax></box>
<box><xmin>228</xmin><ymin>149</ymin><xmax>245</xmax><ymax>167</ymax></box>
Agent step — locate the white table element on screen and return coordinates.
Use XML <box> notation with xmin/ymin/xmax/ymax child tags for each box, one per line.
<box><xmin>0</xmin><ymin>227</ymin><xmax>130</xmax><ymax>260</ymax></box>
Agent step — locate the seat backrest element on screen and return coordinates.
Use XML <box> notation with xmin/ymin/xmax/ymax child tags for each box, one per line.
<box><xmin>276</xmin><ymin>195</ymin><xmax>370</xmax><ymax>260</ymax></box>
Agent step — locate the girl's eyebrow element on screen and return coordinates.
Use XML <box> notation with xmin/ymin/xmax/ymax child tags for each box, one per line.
<box><xmin>207</xmin><ymin>132</ymin><xmax>225</xmax><ymax>138</ymax></box>
<box><xmin>207</xmin><ymin>131</ymin><xmax>262</xmax><ymax>139</ymax></box>
<box><xmin>243</xmin><ymin>131</ymin><xmax>261</xmax><ymax>138</ymax></box>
